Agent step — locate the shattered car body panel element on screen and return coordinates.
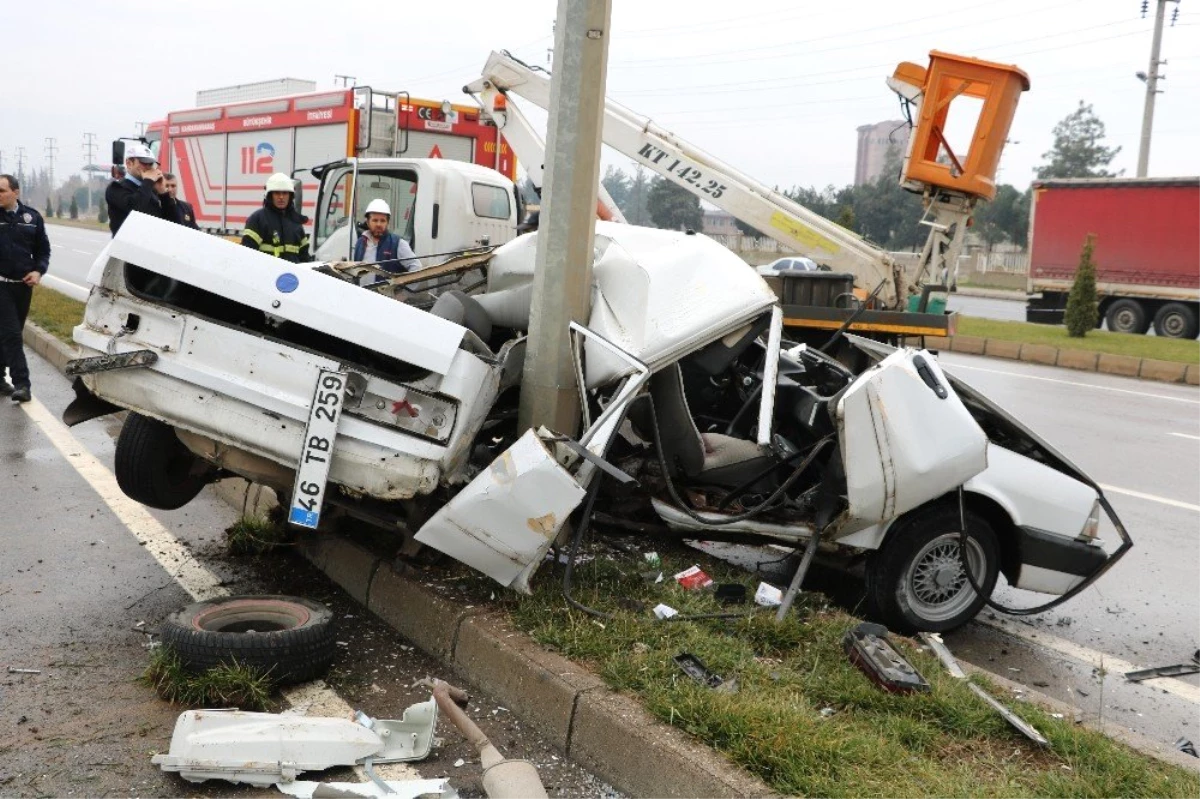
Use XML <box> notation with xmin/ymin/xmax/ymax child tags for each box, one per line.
<box><xmin>151</xmin><ymin>700</ymin><xmax>437</xmax><ymax>786</ymax></box>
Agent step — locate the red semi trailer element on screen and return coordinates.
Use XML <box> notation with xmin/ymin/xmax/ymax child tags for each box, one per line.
<box><xmin>1025</xmin><ymin>177</ymin><xmax>1200</xmax><ymax>338</ymax></box>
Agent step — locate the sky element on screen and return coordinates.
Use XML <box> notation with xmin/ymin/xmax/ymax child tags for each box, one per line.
<box><xmin>4</xmin><ymin>0</ymin><xmax>1198</xmax><ymax>194</ymax></box>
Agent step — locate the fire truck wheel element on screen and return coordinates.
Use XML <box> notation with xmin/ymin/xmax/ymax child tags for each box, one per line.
<box><xmin>159</xmin><ymin>595</ymin><xmax>337</xmax><ymax>685</ymax></box>
<box><xmin>1104</xmin><ymin>299</ymin><xmax>1149</xmax><ymax>335</ymax></box>
<box><xmin>1152</xmin><ymin>302</ymin><xmax>1199</xmax><ymax>339</ymax></box>
<box><xmin>115</xmin><ymin>413</ymin><xmax>213</xmax><ymax>509</ymax></box>
<box><xmin>865</xmin><ymin>505</ymin><xmax>999</xmax><ymax>634</ymax></box>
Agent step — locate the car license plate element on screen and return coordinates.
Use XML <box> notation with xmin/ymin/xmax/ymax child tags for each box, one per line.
<box><xmin>288</xmin><ymin>369</ymin><xmax>348</xmax><ymax>529</ymax></box>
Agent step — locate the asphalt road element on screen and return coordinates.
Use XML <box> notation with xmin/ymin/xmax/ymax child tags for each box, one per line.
<box><xmin>0</xmin><ymin>353</ymin><xmax>615</xmax><ymax>798</ymax></box>
<box><xmin>947</xmin><ymin>292</ymin><xmax>1027</xmax><ymax>322</ymax></box>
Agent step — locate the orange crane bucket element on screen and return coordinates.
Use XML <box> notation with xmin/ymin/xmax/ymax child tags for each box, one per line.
<box><xmin>892</xmin><ymin>51</ymin><xmax>1029</xmax><ymax>201</ymax></box>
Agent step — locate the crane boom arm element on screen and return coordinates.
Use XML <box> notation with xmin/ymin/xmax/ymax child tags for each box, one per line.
<box><xmin>466</xmin><ymin>51</ymin><xmax>903</xmax><ymax>308</ymax></box>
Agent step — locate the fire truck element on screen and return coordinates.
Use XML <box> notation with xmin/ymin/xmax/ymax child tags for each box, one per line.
<box><xmin>144</xmin><ymin>86</ymin><xmax>516</xmax><ymax>236</ymax></box>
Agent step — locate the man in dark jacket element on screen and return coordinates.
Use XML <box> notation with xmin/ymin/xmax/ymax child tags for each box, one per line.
<box><xmin>352</xmin><ymin>199</ymin><xmax>421</xmax><ymax>276</ymax></box>
<box><xmin>240</xmin><ymin>173</ymin><xmax>310</xmax><ymax>263</ymax></box>
<box><xmin>105</xmin><ymin>142</ymin><xmax>179</xmax><ymax>236</ymax></box>
<box><xmin>164</xmin><ymin>173</ymin><xmax>200</xmax><ymax>230</ymax></box>
<box><xmin>0</xmin><ymin>174</ymin><xmax>51</xmax><ymax>403</ymax></box>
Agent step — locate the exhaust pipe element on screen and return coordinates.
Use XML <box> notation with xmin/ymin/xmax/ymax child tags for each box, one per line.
<box><xmin>417</xmin><ymin>678</ymin><xmax>547</xmax><ymax>799</ymax></box>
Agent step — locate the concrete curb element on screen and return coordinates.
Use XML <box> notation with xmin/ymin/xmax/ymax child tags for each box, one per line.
<box><xmin>23</xmin><ymin>324</ymin><xmax>1198</xmax><ymax>785</ymax></box>
<box><xmin>921</xmin><ymin>333</ymin><xmax>1197</xmax><ymax>386</ymax></box>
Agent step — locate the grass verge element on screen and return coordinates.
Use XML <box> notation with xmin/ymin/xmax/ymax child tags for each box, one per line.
<box><xmin>142</xmin><ymin>645</ymin><xmax>274</xmax><ymax>711</ymax></box>
<box><xmin>479</xmin><ymin>545</ymin><xmax>1199</xmax><ymax>798</ymax></box>
<box><xmin>45</xmin><ymin>216</ymin><xmax>107</xmax><ymax>232</ymax></box>
<box><xmin>957</xmin><ymin>316</ymin><xmax>1200</xmax><ymax>365</ymax></box>
<box><xmin>29</xmin><ymin>288</ymin><xmax>86</xmax><ymax>345</ymax></box>
<box><xmin>225</xmin><ymin>512</ymin><xmax>295</xmax><ymax>556</ymax></box>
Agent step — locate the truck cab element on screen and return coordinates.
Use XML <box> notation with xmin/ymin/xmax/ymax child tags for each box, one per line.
<box><xmin>308</xmin><ymin>157</ymin><xmax>520</xmax><ymax>265</ymax></box>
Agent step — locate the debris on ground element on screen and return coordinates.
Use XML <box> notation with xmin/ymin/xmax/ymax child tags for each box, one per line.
<box><xmin>1125</xmin><ymin>662</ymin><xmax>1200</xmax><ymax>682</ymax></box>
<box><xmin>753</xmin><ymin>583</ymin><xmax>782</xmax><ymax>607</ymax></box>
<box><xmin>276</xmin><ymin>778</ymin><xmax>457</xmax><ymax>799</ymax></box>
<box><xmin>674</xmin><ymin>653</ymin><xmax>737</xmax><ymax>693</ymax></box>
<box><xmin>673</xmin><ymin>565</ymin><xmax>713</xmax><ymax>590</ymax></box>
<box><xmin>653</xmin><ymin>604</ymin><xmax>678</xmax><ymax>620</ymax></box>
<box><xmin>1176</xmin><ymin>737</ymin><xmax>1198</xmax><ymax>758</ymax></box>
<box><xmin>843</xmin><ymin>622</ymin><xmax>930</xmax><ymax>694</ymax></box>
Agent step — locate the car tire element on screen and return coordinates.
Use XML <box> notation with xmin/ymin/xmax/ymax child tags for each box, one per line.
<box><xmin>865</xmin><ymin>505</ymin><xmax>999</xmax><ymax>634</ymax></box>
<box><xmin>1152</xmin><ymin>302</ymin><xmax>1199</xmax><ymax>339</ymax></box>
<box><xmin>1104</xmin><ymin>299</ymin><xmax>1149</xmax><ymax>335</ymax></box>
<box><xmin>115</xmin><ymin>413</ymin><xmax>213</xmax><ymax>510</ymax></box>
<box><xmin>159</xmin><ymin>595</ymin><xmax>337</xmax><ymax>685</ymax></box>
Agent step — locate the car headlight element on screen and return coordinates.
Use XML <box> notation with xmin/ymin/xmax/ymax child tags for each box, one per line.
<box><xmin>1078</xmin><ymin>498</ymin><xmax>1101</xmax><ymax>541</ymax></box>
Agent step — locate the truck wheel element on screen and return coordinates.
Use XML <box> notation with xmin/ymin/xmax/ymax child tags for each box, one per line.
<box><xmin>1104</xmin><ymin>299</ymin><xmax>1149</xmax><ymax>335</ymax></box>
<box><xmin>115</xmin><ymin>413</ymin><xmax>213</xmax><ymax>510</ymax></box>
<box><xmin>1152</xmin><ymin>303</ymin><xmax>1199</xmax><ymax>339</ymax></box>
<box><xmin>865</xmin><ymin>505</ymin><xmax>999</xmax><ymax>634</ymax></box>
<box><xmin>159</xmin><ymin>595</ymin><xmax>336</xmax><ymax>685</ymax></box>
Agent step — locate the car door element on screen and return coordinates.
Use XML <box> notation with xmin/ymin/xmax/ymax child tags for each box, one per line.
<box><xmin>833</xmin><ymin>346</ymin><xmax>989</xmax><ymax>534</ymax></box>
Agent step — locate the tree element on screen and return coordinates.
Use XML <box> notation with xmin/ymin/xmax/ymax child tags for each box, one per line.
<box><xmin>45</xmin><ymin>196</ymin><xmax>53</xmax><ymax>218</ymax></box>
<box><xmin>601</xmin><ymin>166</ymin><xmax>631</xmax><ymax>214</ymax></box>
<box><xmin>1036</xmin><ymin>101</ymin><xmax>1122</xmax><ymax>179</ymax></box>
<box><xmin>55</xmin><ymin>198</ymin><xmax>63</xmax><ymax>218</ymax></box>
<box><xmin>626</xmin><ymin>165</ymin><xmax>651</xmax><ymax>225</ymax></box>
<box><xmin>645</xmin><ymin>177</ymin><xmax>702</xmax><ymax>231</ymax></box>
<box><xmin>98</xmin><ymin>199</ymin><xmax>109</xmax><ymax>224</ymax></box>
<box><xmin>972</xmin><ymin>184</ymin><xmax>1028</xmax><ymax>250</ymax></box>
<box><xmin>69</xmin><ymin>195</ymin><xmax>79</xmax><ymax>219</ymax></box>
<box><xmin>1064</xmin><ymin>234</ymin><xmax>1099</xmax><ymax>337</ymax></box>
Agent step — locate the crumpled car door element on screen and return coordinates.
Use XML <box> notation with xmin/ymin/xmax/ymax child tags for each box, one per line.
<box><xmin>835</xmin><ymin>347</ymin><xmax>988</xmax><ymax>534</ymax></box>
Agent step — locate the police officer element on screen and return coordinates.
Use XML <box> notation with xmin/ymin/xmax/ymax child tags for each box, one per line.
<box><xmin>240</xmin><ymin>173</ymin><xmax>310</xmax><ymax>263</ymax></box>
<box><xmin>164</xmin><ymin>173</ymin><xmax>200</xmax><ymax>230</ymax></box>
<box><xmin>0</xmin><ymin>174</ymin><xmax>50</xmax><ymax>403</ymax></box>
<box><xmin>105</xmin><ymin>142</ymin><xmax>179</xmax><ymax>236</ymax></box>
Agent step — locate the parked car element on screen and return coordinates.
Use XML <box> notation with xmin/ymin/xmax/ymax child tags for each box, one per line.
<box><xmin>65</xmin><ymin>214</ymin><xmax>1129</xmax><ymax>632</ymax></box>
<box><xmin>756</xmin><ymin>256</ymin><xmax>822</xmax><ymax>277</ymax></box>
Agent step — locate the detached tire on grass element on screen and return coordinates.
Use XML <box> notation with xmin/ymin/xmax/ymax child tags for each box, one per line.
<box><xmin>159</xmin><ymin>595</ymin><xmax>337</xmax><ymax>685</ymax></box>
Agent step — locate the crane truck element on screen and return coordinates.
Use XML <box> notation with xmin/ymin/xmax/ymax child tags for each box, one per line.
<box><xmin>463</xmin><ymin>50</ymin><xmax>1029</xmax><ymax>344</ymax></box>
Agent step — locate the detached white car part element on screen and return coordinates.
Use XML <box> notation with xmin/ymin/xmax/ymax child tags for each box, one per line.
<box><xmin>151</xmin><ymin>701</ymin><xmax>437</xmax><ymax>786</ymax></box>
<box><xmin>67</xmin><ymin>213</ymin><xmax>1129</xmax><ymax>632</ymax></box>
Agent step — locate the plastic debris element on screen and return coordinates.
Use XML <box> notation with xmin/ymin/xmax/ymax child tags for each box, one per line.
<box><xmin>1176</xmin><ymin>737</ymin><xmax>1198</xmax><ymax>758</ymax></box>
<box><xmin>673</xmin><ymin>565</ymin><xmax>713</xmax><ymax>590</ymax></box>
<box><xmin>653</xmin><ymin>603</ymin><xmax>678</xmax><ymax>620</ymax></box>
<box><xmin>754</xmin><ymin>582</ymin><xmax>783</xmax><ymax>607</ymax></box>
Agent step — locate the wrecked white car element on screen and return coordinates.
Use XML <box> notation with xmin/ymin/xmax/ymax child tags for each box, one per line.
<box><xmin>65</xmin><ymin>213</ymin><xmax>1129</xmax><ymax>632</ymax></box>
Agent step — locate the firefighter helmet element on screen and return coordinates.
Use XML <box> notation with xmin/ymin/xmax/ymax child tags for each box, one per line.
<box><xmin>364</xmin><ymin>199</ymin><xmax>391</xmax><ymax>217</ymax></box>
<box><xmin>265</xmin><ymin>173</ymin><xmax>294</xmax><ymax>194</ymax></box>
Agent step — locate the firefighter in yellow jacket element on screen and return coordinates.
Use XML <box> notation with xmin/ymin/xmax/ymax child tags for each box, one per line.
<box><xmin>240</xmin><ymin>173</ymin><xmax>310</xmax><ymax>263</ymax></box>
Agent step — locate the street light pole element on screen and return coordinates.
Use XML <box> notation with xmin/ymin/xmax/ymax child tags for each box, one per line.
<box><xmin>518</xmin><ymin>0</ymin><xmax>614</xmax><ymax>434</ymax></box>
<box><xmin>1136</xmin><ymin>0</ymin><xmax>1178</xmax><ymax>177</ymax></box>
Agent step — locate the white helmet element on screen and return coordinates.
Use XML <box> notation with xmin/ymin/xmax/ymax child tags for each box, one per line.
<box><xmin>364</xmin><ymin>198</ymin><xmax>391</xmax><ymax>217</ymax></box>
<box><xmin>265</xmin><ymin>173</ymin><xmax>294</xmax><ymax>194</ymax></box>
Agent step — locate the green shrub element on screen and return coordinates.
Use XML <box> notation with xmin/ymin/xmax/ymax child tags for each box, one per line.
<box><xmin>1064</xmin><ymin>234</ymin><xmax>1099</xmax><ymax>337</ymax></box>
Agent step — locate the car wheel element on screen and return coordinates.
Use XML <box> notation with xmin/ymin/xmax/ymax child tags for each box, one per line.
<box><xmin>865</xmin><ymin>505</ymin><xmax>999</xmax><ymax>633</ymax></box>
<box><xmin>1152</xmin><ymin>302</ymin><xmax>1199</xmax><ymax>339</ymax></box>
<box><xmin>159</xmin><ymin>595</ymin><xmax>337</xmax><ymax>685</ymax></box>
<box><xmin>114</xmin><ymin>413</ymin><xmax>214</xmax><ymax>510</ymax></box>
<box><xmin>1104</xmin><ymin>299</ymin><xmax>1149</xmax><ymax>335</ymax></box>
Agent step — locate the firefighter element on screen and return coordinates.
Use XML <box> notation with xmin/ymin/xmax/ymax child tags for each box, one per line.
<box><xmin>353</xmin><ymin>199</ymin><xmax>421</xmax><ymax>275</ymax></box>
<box><xmin>106</xmin><ymin>142</ymin><xmax>179</xmax><ymax>236</ymax></box>
<box><xmin>240</xmin><ymin>173</ymin><xmax>310</xmax><ymax>263</ymax></box>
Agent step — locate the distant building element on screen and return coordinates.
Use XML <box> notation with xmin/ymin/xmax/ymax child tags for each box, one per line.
<box><xmin>702</xmin><ymin>209</ymin><xmax>739</xmax><ymax>236</ymax></box>
<box><xmin>855</xmin><ymin>120</ymin><xmax>911</xmax><ymax>186</ymax></box>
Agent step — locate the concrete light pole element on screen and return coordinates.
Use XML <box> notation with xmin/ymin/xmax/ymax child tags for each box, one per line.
<box><xmin>1136</xmin><ymin>0</ymin><xmax>1179</xmax><ymax>177</ymax></box>
<box><xmin>518</xmin><ymin>0</ymin><xmax>613</xmax><ymax>434</ymax></box>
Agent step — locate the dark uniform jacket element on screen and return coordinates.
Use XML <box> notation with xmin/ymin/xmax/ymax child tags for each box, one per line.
<box><xmin>0</xmin><ymin>201</ymin><xmax>51</xmax><ymax>280</ymax></box>
<box><xmin>106</xmin><ymin>177</ymin><xmax>180</xmax><ymax>236</ymax></box>
<box><xmin>175</xmin><ymin>199</ymin><xmax>200</xmax><ymax>230</ymax></box>
<box><xmin>240</xmin><ymin>199</ymin><xmax>310</xmax><ymax>263</ymax></box>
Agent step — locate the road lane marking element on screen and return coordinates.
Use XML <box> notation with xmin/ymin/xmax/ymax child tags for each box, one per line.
<box><xmin>1099</xmin><ymin>483</ymin><xmax>1200</xmax><ymax>512</ymax></box>
<box><xmin>942</xmin><ymin>361</ymin><xmax>1200</xmax><ymax>405</ymax></box>
<box><xmin>41</xmin><ymin>274</ymin><xmax>90</xmax><ymax>302</ymax></box>
<box><xmin>21</xmin><ymin>396</ymin><xmax>228</xmax><ymax>602</ymax></box>
<box><xmin>19</xmin><ymin>397</ymin><xmax>389</xmax><ymax>742</ymax></box>
<box><xmin>978</xmin><ymin>617</ymin><xmax>1200</xmax><ymax>704</ymax></box>
<box><xmin>71</xmin><ymin>248</ymin><xmax>95</xmax><ymax>255</ymax></box>
<box><xmin>1171</xmin><ymin>432</ymin><xmax>1200</xmax><ymax>441</ymax></box>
